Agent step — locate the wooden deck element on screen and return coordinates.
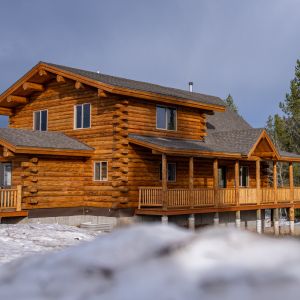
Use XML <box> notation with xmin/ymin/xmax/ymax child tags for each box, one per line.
<box><xmin>0</xmin><ymin>185</ymin><xmax>26</xmax><ymax>217</ymax></box>
<box><xmin>136</xmin><ymin>186</ymin><xmax>300</xmax><ymax>215</ymax></box>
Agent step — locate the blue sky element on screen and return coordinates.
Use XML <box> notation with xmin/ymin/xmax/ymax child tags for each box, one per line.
<box><xmin>0</xmin><ymin>0</ymin><xmax>300</xmax><ymax>127</ymax></box>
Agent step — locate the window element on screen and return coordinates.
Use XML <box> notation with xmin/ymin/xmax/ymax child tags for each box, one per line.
<box><xmin>159</xmin><ymin>163</ymin><xmax>176</xmax><ymax>182</ymax></box>
<box><xmin>240</xmin><ymin>166</ymin><xmax>249</xmax><ymax>187</ymax></box>
<box><xmin>94</xmin><ymin>161</ymin><xmax>108</xmax><ymax>181</ymax></box>
<box><xmin>218</xmin><ymin>166</ymin><xmax>227</xmax><ymax>188</ymax></box>
<box><xmin>2</xmin><ymin>163</ymin><xmax>11</xmax><ymax>187</ymax></box>
<box><xmin>156</xmin><ymin>106</ymin><xmax>176</xmax><ymax>130</ymax></box>
<box><xmin>75</xmin><ymin>103</ymin><xmax>91</xmax><ymax>129</ymax></box>
<box><xmin>34</xmin><ymin>110</ymin><xmax>48</xmax><ymax>131</ymax></box>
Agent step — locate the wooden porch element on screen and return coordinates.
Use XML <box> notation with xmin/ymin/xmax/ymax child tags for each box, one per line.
<box><xmin>0</xmin><ymin>185</ymin><xmax>27</xmax><ymax>217</ymax></box>
<box><xmin>136</xmin><ymin>154</ymin><xmax>299</xmax><ymax>215</ymax></box>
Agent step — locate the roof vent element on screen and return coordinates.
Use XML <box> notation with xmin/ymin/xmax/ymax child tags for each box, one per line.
<box><xmin>189</xmin><ymin>82</ymin><xmax>193</xmax><ymax>92</ymax></box>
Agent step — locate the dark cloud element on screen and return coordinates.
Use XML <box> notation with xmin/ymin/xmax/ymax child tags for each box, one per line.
<box><xmin>1</xmin><ymin>0</ymin><xmax>300</xmax><ymax>128</ymax></box>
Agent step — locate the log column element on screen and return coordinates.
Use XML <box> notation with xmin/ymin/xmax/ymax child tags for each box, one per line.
<box><xmin>256</xmin><ymin>209</ymin><xmax>262</xmax><ymax>234</ymax></box>
<box><xmin>289</xmin><ymin>207</ymin><xmax>295</xmax><ymax>235</ymax></box>
<box><xmin>273</xmin><ymin>161</ymin><xmax>278</xmax><ymax>204</ymax></box>
<box><xmin>213</xmin><ymin>159</ymin><xmax>219</xmax><ymax>225</ymax></box>
<box><xmin>189</xmin><ymin>157</ymin><xmax>194</xmax><ymax>208</ymax></box>
<box><xmin>162</xmin><ymin>154</ymin><xmax>168</xmax><ymax>211</ymax></box>
<box><xmin>289</xmin><ymin>162</ymin><xmax>294</xmax><ymax>203</ymax></box>
<box><xmin>256</xmin><ymin>159</ymin><xmax>261</xmax><ymax>205</ymax></box>
<box><xmin>235</xmin><ymin>161</ymin><xmax>241</xmax><ymax>228</ymax></box>
<box><xmin>274</xmin><ymin>208</ymin><xmax>280</xmax><ymax>236</ymax></box>
<box><xmin>188</xmin><ymin>214</ymin><xmax>195</xmax><ymax>231</ymax></box>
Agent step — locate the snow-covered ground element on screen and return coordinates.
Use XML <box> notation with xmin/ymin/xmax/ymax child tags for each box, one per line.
<box><xmin>0</xmin><ymin>224</ymin><xmax>98</xmax><ymax>264</ymax></box>
<box><xmin>0</xmin><ymin>224</ymin><xmax>300</xmax><ymax>300</ymax></box>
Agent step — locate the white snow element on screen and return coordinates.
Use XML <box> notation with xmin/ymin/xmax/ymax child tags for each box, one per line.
<box><xmin>0</xmin><ymin>224</ymin><xmax>300</xmax><ymax>300</ymax></box>
<box><xmin>0</xmin><ymin>223</ymin><xmax>97</xmax><ymax>264</ymax></box>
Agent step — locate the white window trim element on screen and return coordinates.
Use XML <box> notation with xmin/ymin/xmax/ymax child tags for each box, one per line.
<box><xmin>94</xmin><ymin>161</ymin><xmax>108</xmax><ymax>182</ymax></box>
<box><xmin>159</xmin><ymin>162</ymin><xmax>177</xmax><ymax>183</ymax></box>
<box><xmin>74</xmin><ymin>103</ymin><xmax>91</xmax><ymax>130</ymax></box>
<box><xmin>156</xmin><ymin>105</ymin><xmax>177</xmax><ymax>131</ymax></box>
<box><xmin>239</xmin><ymin>166</ymin><xmax>249</xmax><ymax>187</ymax></box>
<box><xmin>33</xmin><ymin>109</ymin><xmax>48</xmax><ymax>131</ymax></box>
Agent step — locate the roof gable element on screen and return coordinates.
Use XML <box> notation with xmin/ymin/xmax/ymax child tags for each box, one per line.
<box><xmin>0</xmin><ymin>62</ymin><xmax>226</xmax><ymax>114</ymax></box>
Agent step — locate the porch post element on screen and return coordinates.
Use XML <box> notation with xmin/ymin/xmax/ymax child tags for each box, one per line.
<box><xmin>189</xmin><ymin>157</ymin><xmax>194</xmax><ymax>208</ymax></box>
<box><xmin>273</xmin><ymin>161</ymin><xmax>277</xmax><ymax>204</ymax></box>
<box><xmin>162</xmin><ymin>153</ymin><xmax>168</xmax><ymax>210</ymax></box>
<box><xmin>235</xmin><ymin>160</ymin><xmax>239</xmax><ymax>206</ymax></box>
<box><xmin>256</xmin><ymin>209</ymin><xmax>262</xmax><ymax>234</ymax></box>
<box><xmin>289</xmin><ymin>207</ymin><xmax>295</xmax><ymax>236</ymax></box>
<box><xmin>256</xmin><ymin>159</ymin><xmax>261</xmax><ymax>205</ymax></box>
<box><xmin>289</xmin><ymin>162</ymin><xmax>294</xmax><ymax>203</ymax></box>
<box><xmin>213</xmin><ymin>159</ymin><xmax>218</xmax><ymax>208</ymax></box>
<box><xmin>274</xmin><ymin>208</ymin><xmax>280</xmax><ymax>236</ymax></box>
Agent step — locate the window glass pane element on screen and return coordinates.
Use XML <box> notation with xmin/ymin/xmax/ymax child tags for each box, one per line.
<box><xmin>218</xmin><ymin>167</ymin><xmax>227</xmax><ymax>188</ymax></box>
<box><xmin>34</xmin><ymin>111</ymin><xmax>40</xmax><ymax>130</ymax></box>
<box><xmin>41</xmin><ymin>110</ymin><xmax>47</xmax><ymax>131</ymax></box>
<box><xmin>3</xmin><ymin>163</ymin><xmax>12</xmax><ymax>186</ymax></box>
<box><xmin>168</xmin><ymin>163</ymin><xmax>176</xmax><ymax>182</ymax></box>
<box><xmin>101</xmin><ymin>162</ymin><xmax>108</xmax><ymax>181</ymax></box>
<box><xmin>76</xmin><ymin>105</ymin><xmax>82</xmax><ymax>128</ymax></box>
<box><xmin>156</xmin><ymin>106</ymin><xmax>166</xmax><ymax>129</ymax></box>
<box><xmin>167</xmin><ymin>108</ymin><xmax>176</xmax><ymax>130</ymax></box>
<box><xmin>94</xmin><ymin>162</ymin><xmax>100</xmax><ymax>180</ymax></box>
<box><xmin>83</xmin><ymin>104</ymin><xmax>91</xmax><ymax>128</ymax></box>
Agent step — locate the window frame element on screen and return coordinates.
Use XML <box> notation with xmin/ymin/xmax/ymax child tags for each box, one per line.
<box><xmin>74</xmin><ymin>103</ymin><xmax>91</xmax><ymax>129</ymax></box>
<box><xmin>156</xmin><ymin>105</ymin><xmax>177</xmax><ymax>131</ymax></box>
<box><xmin>33</xmin><ymin>109</ymin><xmax>48</xmax><ymax>131</ymax></box>
<box><xmin>239</xmin><ymin>166</ymin><xmax>249</xmax><ymax>187</ymax></box>
<box><xmin>159</xmin><ymin>162</ymin><xmax>177</xmax><ymax>183</ymax></box>
<box><xmin>94</xmin><ymin>161</ymin><xmax>108</xmax><ymax>182</ymax></box>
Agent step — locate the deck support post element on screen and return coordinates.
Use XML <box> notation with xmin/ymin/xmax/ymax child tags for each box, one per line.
<box><xmin>188</xmin><ymin>214</ymin><xmax>195</xmax><ymax>231</ymax></box>
<box><xmin>213</xmin><ymin>212</ymin><xmax>219</xmax><ymax>225</ymax></box>
<box><xmin>235</xmin><ymin>210</ymin><xmax>241</xmax><ymax>228</ymax></box>
<box><xmin>162</xmin><ymin>154</ymin><xmax>168</xmax><ymax>211</ymax></box>
<box><xmin>256</xmin><ymin>209</ymin><xmax>262</xmax><ymax>234</ymax></box>
<box><xmin>189</xmin><ymin>157</ymin><xmax>194</xmax><ymax>208</ymax></box>
<box><xmin>289</xmin><ymin>207</ymin><xmax>295</xmax><ymax>236</ymax></box>
<box><xmin>274</xmin><ymin>208</ymin><xmax>280</xmax><ymax>236</ymax></box>
<box><xmin>161</xmin><ymin>215</ymin><xmax>168</xmax><ymax>225</ymax></box>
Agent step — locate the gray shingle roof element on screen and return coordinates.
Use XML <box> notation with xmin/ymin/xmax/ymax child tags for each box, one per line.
<box><xmin>43</xmin><ymin>62</ymin><xmax>225</xmax><ymax>108</ymax></box>
<box><xmin>129</xmin><ymin>128</ymin><xmax>264</xmax><ymax>155</ymax></box>
<box><xmin>0</xmin><ymin>128</ymin><xmax>93</xmax><ymax>152</ymax></box>
<box><xmin>279</xmin><ymin>150</ymin><xmax>300</xmax><ymax>159</ymax></box>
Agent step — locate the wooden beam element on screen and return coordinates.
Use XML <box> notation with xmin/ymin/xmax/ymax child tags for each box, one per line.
<box><xmin>162</xmin><ymin>153</ymin><xmax>167</xmax><ymax>210</ymax></box>
<box><xmin>56</xmin><ymin>75</ymin><xmax>66</xmax><ymax>83</ymax></box>
<box><xmin>3</xmin><ymin>147</ymin><xmax>14</xmax><ymax>158</ymax></box>
<box><xmin>189</xmin><ymin>157</ymin><xmax>194</xmax><ymax>208</ymax></box>
<box><xmin>0</xmin><ymin>107</ymin><xmax>13</xmax><ymax>116</ymax></box>
<box><xmin>98</xmin><ymin>88</ymin><xmax>108</xmax><ymax>97</ymax></box>
<box><xmin>75</xmin><ymin>81</ymin><xmax>84</xmax><ymax>89</ymax></box>
<box><xmin>7</xmin><ymin>95</ymin><xmax>28</xmax><ymax>104</ymax></box>
<box><xmin>235</xmin><ymin>160</ymin><xmax>239</xmax><ymax>205</ymax></box>
<box><xmin>23</xmin><ymin>82</ymin><xmax>44</xmax><ymax>92</ymax></box>
<box><xmin>38</xmin><ymin>69</ymin><xmax>48</xmax><ymax>77</ymax></box>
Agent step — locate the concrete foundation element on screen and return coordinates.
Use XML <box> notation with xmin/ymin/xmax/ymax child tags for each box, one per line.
<box><xmin>161</xmin><ymin>215</ymin><xmax>168</xmax><ymax>225</ymax></box>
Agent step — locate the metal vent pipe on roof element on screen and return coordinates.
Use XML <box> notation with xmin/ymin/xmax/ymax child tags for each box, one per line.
<box><xmin>189</xmin><ymin>82</ymin><xmax>193</xmax><ymax>92</ymax></box>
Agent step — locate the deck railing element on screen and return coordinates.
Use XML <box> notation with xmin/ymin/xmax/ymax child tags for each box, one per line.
<box><xmin>138</xmin><ymin>186</ymin><xmax>300</xmax><ymax>209</ymax></box>
<box><xmin>0</xmin><ymin>186</ymin><xmax>22</xmax><ymax>211</ymax></box>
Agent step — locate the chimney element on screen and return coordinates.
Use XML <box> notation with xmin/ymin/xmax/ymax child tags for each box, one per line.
<box><xmin>189</xmin><ymin>81</ymin><xmax>193</xmax><ymax>92</ymax></box>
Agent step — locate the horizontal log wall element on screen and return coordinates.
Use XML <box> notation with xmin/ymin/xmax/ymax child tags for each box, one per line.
<box><xmin>127</xmin><ymin>98</ymin><xmax>207</xmax><ymax>139</ymax></box>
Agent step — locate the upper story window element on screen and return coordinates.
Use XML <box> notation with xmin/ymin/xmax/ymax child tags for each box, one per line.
<box><xmin>156</xmin><ymin>106</ymin><xmax>177</xmax><ymax>131</ymax></box>
<box><xmin>239</xmin><ymin>166</ymin><xmax>249</xmax><ymax>187</ymax></box>
<box><xmin>74</xmin><ymin>103</ymin><xmax>91</xmax><ymax>129</ymax></box>
<box><xmin>33</xmin><ymin>110</ymin><xmax>48</xmax><ymax>131</ymax></box>
<box><xmin>94</xmin><ymin>161</ymin><xmax>108</xmax><ymax>181</ymax></box>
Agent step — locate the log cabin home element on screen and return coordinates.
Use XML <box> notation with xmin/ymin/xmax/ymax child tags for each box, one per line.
<box><xmin>0</xmin><ymin>61</ymin><xmax>299</xmax><ymax>231</ymax></box>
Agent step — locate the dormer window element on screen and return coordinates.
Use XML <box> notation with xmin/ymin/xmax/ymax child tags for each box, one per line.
<box><xmin>33</xmin><ymin>110</ymin><xmax>48</xmax><ymax>131</ymax></box>
<box><xmin>74</xmin><ymin>103</ymin><xmax>91</xmax><ymax>129</ymax></box>
<box><xmin>156</xmin><ymin>106</ymin><xmax>177</xmax><ymax>131</ymax></box>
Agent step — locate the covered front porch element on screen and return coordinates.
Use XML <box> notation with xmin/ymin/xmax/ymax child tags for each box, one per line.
<box><xmin>137</xmin><ymin>155</ymin><xmax>300</xmax><ymax>214</ymax></box>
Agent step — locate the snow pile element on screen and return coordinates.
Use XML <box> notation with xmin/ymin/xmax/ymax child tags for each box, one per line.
<box><xmin>0</xmin><ymin>224</ymin><xmax>97</xmax><ymax>264</ymax></box>
<box><xmin>0</xmin><ymin>224</ymin><xmax>300</xmax><ymax>300</ymax></box>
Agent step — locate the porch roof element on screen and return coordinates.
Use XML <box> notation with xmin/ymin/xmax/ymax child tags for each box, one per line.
<box><xmin>0</xmin><ymin>128</ymin><xmax>94</xmax><ymax>156</ymax></box>
<box><xmin>128</xmin><ymin>130</ymin><xmax>300</xmax><ymax>161</ymax></box>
